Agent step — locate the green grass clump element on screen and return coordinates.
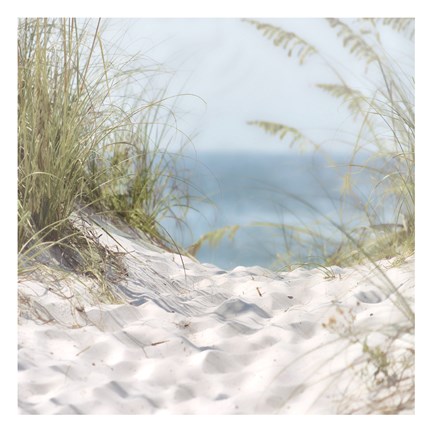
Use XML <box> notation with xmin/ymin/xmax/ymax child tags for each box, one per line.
<box><xmin>18</xmin><ymin>18</ymin><xmax>99</xmax><ymax>252</ymax></box>
<box><xmin>18</xmin><ymin>18</ymin><xmax>195</xmax><ymax>286</ymax></box>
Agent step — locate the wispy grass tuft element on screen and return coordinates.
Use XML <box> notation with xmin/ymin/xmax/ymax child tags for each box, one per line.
<box><xmin>243</xmin><ymin>17</ymin><xmax>414</xmax><ymax>268</ymax></box>
<box><xmin>243</xmin><ymin>19</ymin><xmax>318</xmax><ymax>64</ymax></box>
<box><xmin>243</xmin><ymin>17</ymin><xmax>414</xmax><ymax>414</ymax></box>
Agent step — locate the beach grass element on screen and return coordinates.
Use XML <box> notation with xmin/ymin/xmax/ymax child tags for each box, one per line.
<box><xmin>18</xmin><ymin>18</ymin><xmax>196</xmax><ymax>286</ymax></box>
<box><xmin>243</xmin><ymin>17</ymin><xmax>414</xmax><ymax>268</ymax></box>
<box><xmin>241</xmin><ymin>17</ymin><xmax>415</xmax><ymax>414</ymax></box>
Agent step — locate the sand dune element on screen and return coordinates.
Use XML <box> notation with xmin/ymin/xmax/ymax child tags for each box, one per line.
<box><xmin>18</xmin><ymin>216</ymin><xmax>414</xmax><ymax>414</ymax></box>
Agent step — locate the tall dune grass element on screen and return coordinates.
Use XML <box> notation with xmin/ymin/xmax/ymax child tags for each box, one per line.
<box><xmin>242</xmin><ymin>17</ymin><xmax>415</xmax><ymax>414</ymax></box>
<box><xmin>243</xmin><ymin>18</ymin><xmax>414</xmax><ymax>267</ymax></box>
<box><xmin>18</xmin><ymin>18</ymin><xmax>195</xmax><ymax>281</ymax></box>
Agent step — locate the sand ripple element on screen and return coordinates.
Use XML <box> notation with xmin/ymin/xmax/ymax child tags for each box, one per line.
<box><xmin>18</xmin><ymin>219</ymin><xmax>414</xmax><ymax>414</ymax></box>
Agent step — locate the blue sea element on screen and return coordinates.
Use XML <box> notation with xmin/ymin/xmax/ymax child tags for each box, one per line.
<box><xmin>162</xmin><ymin>151</ymin><xmax>388</xmax><ymax>270</ymax></box>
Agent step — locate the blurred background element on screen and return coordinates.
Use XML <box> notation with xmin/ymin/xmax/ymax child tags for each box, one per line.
<box><xmin>101</xmin><ymin>18</ymin><xmax>414</xmax><ymax>270</ymax></box>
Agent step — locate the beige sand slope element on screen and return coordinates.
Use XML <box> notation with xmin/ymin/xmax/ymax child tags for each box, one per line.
<box><xmin>18</xmin><ymin>216</ymin><xmax>414</xmax><ymax>414</ymax></box>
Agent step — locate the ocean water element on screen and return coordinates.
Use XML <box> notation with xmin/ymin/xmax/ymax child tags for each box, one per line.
<box><xmin>162</xmin><ymin>151</ymin><xmax>386</xmax><ymax>270</ymax></box>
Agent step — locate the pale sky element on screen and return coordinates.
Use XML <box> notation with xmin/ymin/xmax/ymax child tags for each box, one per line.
<box><xmin>101</xmin><ymin>17</ymin><xmax>414</xmax><ymax>154</ymax></box>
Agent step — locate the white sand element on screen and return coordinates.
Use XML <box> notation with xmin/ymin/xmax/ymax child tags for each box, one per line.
<box><xmin>18</xmin><ymin>216</ymin><xmax>414</xmax><ymax>414</ymax></box>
